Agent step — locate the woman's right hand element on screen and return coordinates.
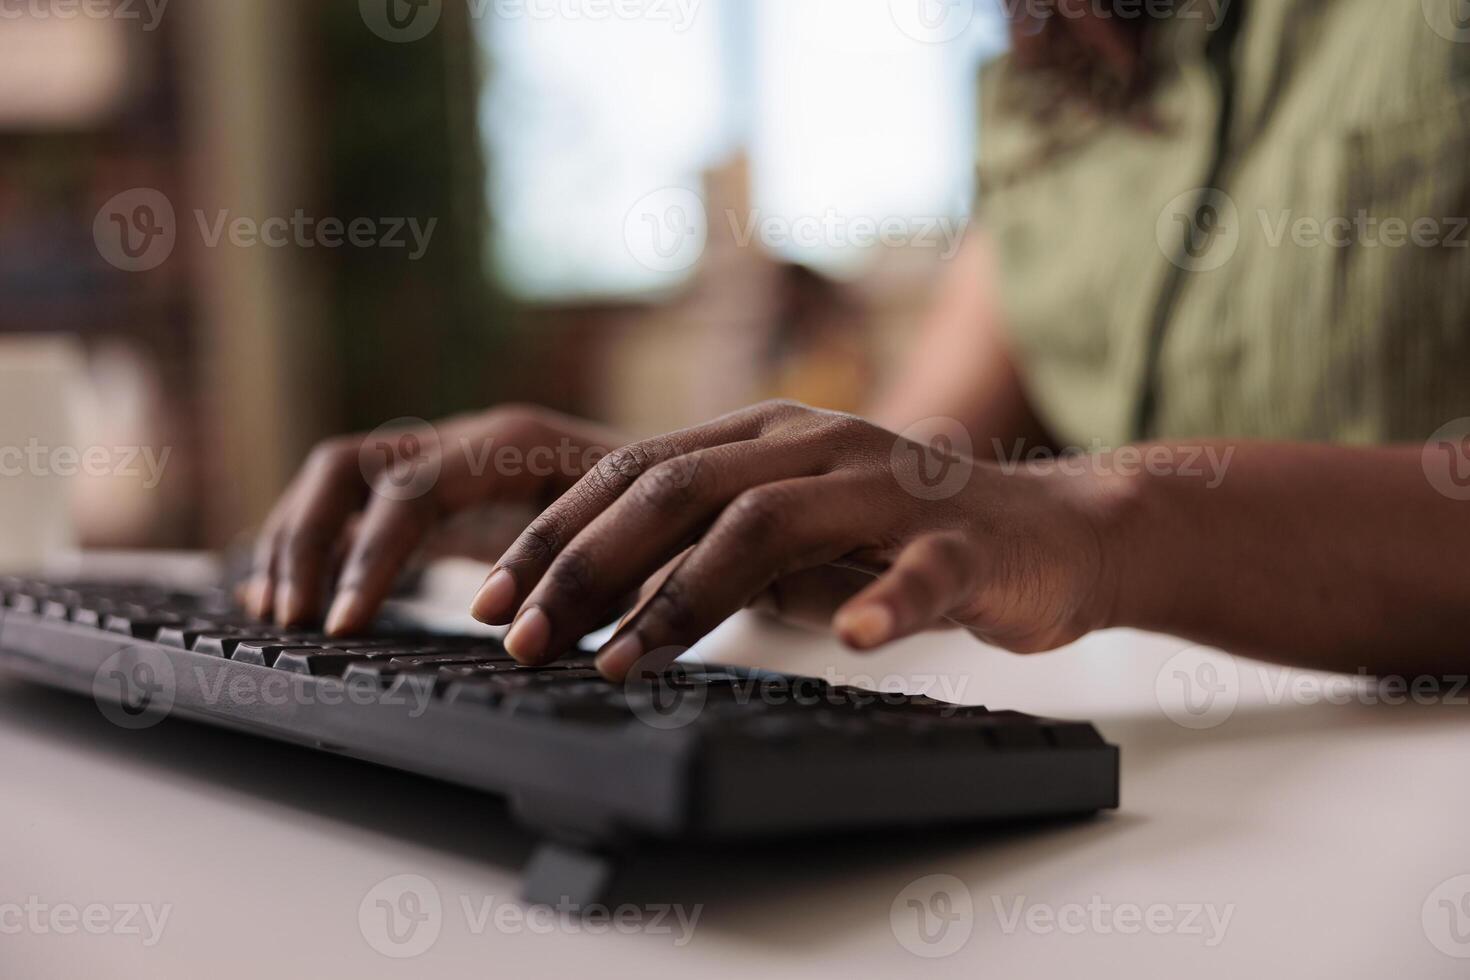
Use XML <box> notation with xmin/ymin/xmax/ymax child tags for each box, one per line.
<box><xmin>243</xmin><ymin>405</ymin><xmax>627</xmax><ymax>634</ymax></box>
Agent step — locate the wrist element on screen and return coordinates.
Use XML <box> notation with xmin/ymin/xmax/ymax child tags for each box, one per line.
<box><xmin>1070</xmin><ymin>459</ymin><xmax>1169</xmax><ymax>634</ymax></box>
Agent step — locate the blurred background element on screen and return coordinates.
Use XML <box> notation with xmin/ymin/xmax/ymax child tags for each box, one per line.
<box><xmin>0</xmin><ymin>0</ymin><xmax>1005</xmax><ymax>565</ymax></box>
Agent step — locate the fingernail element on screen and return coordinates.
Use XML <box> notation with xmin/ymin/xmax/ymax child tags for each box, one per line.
<box><xmin>471</xmin><ymin>568</ymin><xmax>517</xmax><ymax>624</ymax></box>
<box><xmin>245</xmin><ymin>579</ymin><xmax>270</xmax><ymax>619</ymax></box>
<box><xmin>835</xmin><ymin>604</ymin><xmax>894</xmax><ymax>650</ymax></box>
<box><xmin>505</xmin><ymin>606</ymin><xmax>551</xmax><ymax>663</ymax></box>
<box><xmin>596</xmin><ymin>631</ymin><xmax>643</xmax><ymax>680</ymax></box>
<box><xmin>276</xmin><ymin>583</ymin><xmax>299</xmax><ymax>626</ymax></box>
<box><xmin>325</xmin><ymin>590</ymin><xmax>361</xmax><ymax>636</ymax></box>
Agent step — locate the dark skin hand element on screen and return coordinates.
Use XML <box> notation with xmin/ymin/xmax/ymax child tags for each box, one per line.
<box><xmin>243</xmin><ymin>406</ymin><xmax>628</xmax><ymax>632</ymax></box>
<box><xmin>250</xmin><ymin>234</ymin><xmax>1470</xmax><ymax>684</ymax></box>
<box><xmin>251</xmin><ymin>396</ymin><xmax>1470</xmax><ymax>685</ymax></box>
<box><xmin>471</xmin><ymin>400</ymin><xmax>1116</xmax><ymax>680</ymax></box>
<box><xmin>473</xmin><ymin>398</ymin><xmax>1470</xmax><ymax>683</ymax></box>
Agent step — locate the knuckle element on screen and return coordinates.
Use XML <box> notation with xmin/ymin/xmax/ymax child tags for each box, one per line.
<box><xmin>515</xmin><ymin>516</ymin><xmax>563</xmax><ymax>565</ymax></box>
<box><xmin>632</xmin><ymin>456</ymin><xmax>708</xmax><ymax>511</ymax></box>
<box><xmin>815</xmin><ymin>411</ymin><xmax>872</xmax><ymax>445</ymax></box>
<box><xmin>306</xmin><ymin>436</ymin><xmax>358</xmax><ymax>474</ymax></box>
<box><xmin>750</xmin><ymin>398</ymin><xmax>811</xmax><ymax>429</ymax></box>
<box><xmin>543</xmin><ymin>548</ymin><xmax>597</xmax><ymax>603</ymax></box>
<box><xmin>586</xmin><ymin>443</ymin><xmax>659</xmax><ymax>498</ymax></box>
<box><xmin>759</xmin><ymin>397</ymin><xmax>809</xmax><ymax>416</ymax></box>
<box><xmin>723</xmin><ymin>486</ymin><xmax>792</xmax><ymax>543</ymax></box>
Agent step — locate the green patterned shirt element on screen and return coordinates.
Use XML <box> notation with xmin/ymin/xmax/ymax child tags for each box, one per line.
<box><xmin>978</xmin><ymin>0</ymin><xmax>1470</xmax><ymax>446</ymax></box>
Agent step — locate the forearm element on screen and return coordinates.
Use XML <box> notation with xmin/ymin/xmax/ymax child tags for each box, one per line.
<box><xmin>1093</xmin><ymin>442</ymin><xmax>1469</xmax><ymax>676</ymax></box>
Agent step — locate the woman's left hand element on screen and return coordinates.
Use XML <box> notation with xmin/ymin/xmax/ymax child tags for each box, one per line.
<box><xmin>469</xmin><ymin>400</ymin><xmax>1122</xmax><ymax>680</ymax></box>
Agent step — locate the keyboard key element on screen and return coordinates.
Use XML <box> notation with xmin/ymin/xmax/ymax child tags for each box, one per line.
<box><xmin>104</xmin><ymin>612</ymin><xmax>185</xmax><ymax>639</ymax></box>
<box><xmin>235</xmin><ymin>636</ymin><xmax>444</xmax><ymax>669</ymax></box>
<box><xmin>158</xmin><ymin>626</ymin><xmax>243</xmax><ymax>650</ymax></box>
<box><xmin>9</xmin><ymin>592</ymin><xmax>43</xmax><ymax>615</ymax></box>
<box><xmin>369</xmin><ymin>651</ymin><xmax>515</xmax><ymax>677</ymax></box>
<box><xmin>275</xmin><ymin>649</ymin><xmax>406</xmax><ymax>677</ymax></box>
<box><xmin>192</xmin><ymin>633</ymin><xmax>279</xmax><ymax>658</ymax></box>
<box><xmin>229</xmin><ymin>640</ymin><xmax>330</xmax><ymax>669</ymax></box>
<box><xmin>231</xmin><ymin>643</ymin><xmax>326</xmax><ymax>668</ymax></box>
<box><xmin>341</xmin><ymin>652</ymin><xmax>448</xmax><ymax>687</ymax></box>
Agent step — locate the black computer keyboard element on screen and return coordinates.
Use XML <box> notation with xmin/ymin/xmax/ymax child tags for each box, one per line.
<box><xmin>0</xmin><ymin>576</ymin><xmax>1119</xmax><ymax>903</ymax></box>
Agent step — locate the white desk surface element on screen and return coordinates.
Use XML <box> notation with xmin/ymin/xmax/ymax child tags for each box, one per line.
<box><xmin>2</xmin><ymin>576</ymin><xmax>1468</xmax><ymax>979</ymax></box>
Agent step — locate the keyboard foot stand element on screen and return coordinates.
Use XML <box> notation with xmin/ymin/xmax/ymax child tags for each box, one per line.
<box><xmin>521</xmin><ymin>840</ymin><xmax>620</xmax><ymax>910</ymax></box>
